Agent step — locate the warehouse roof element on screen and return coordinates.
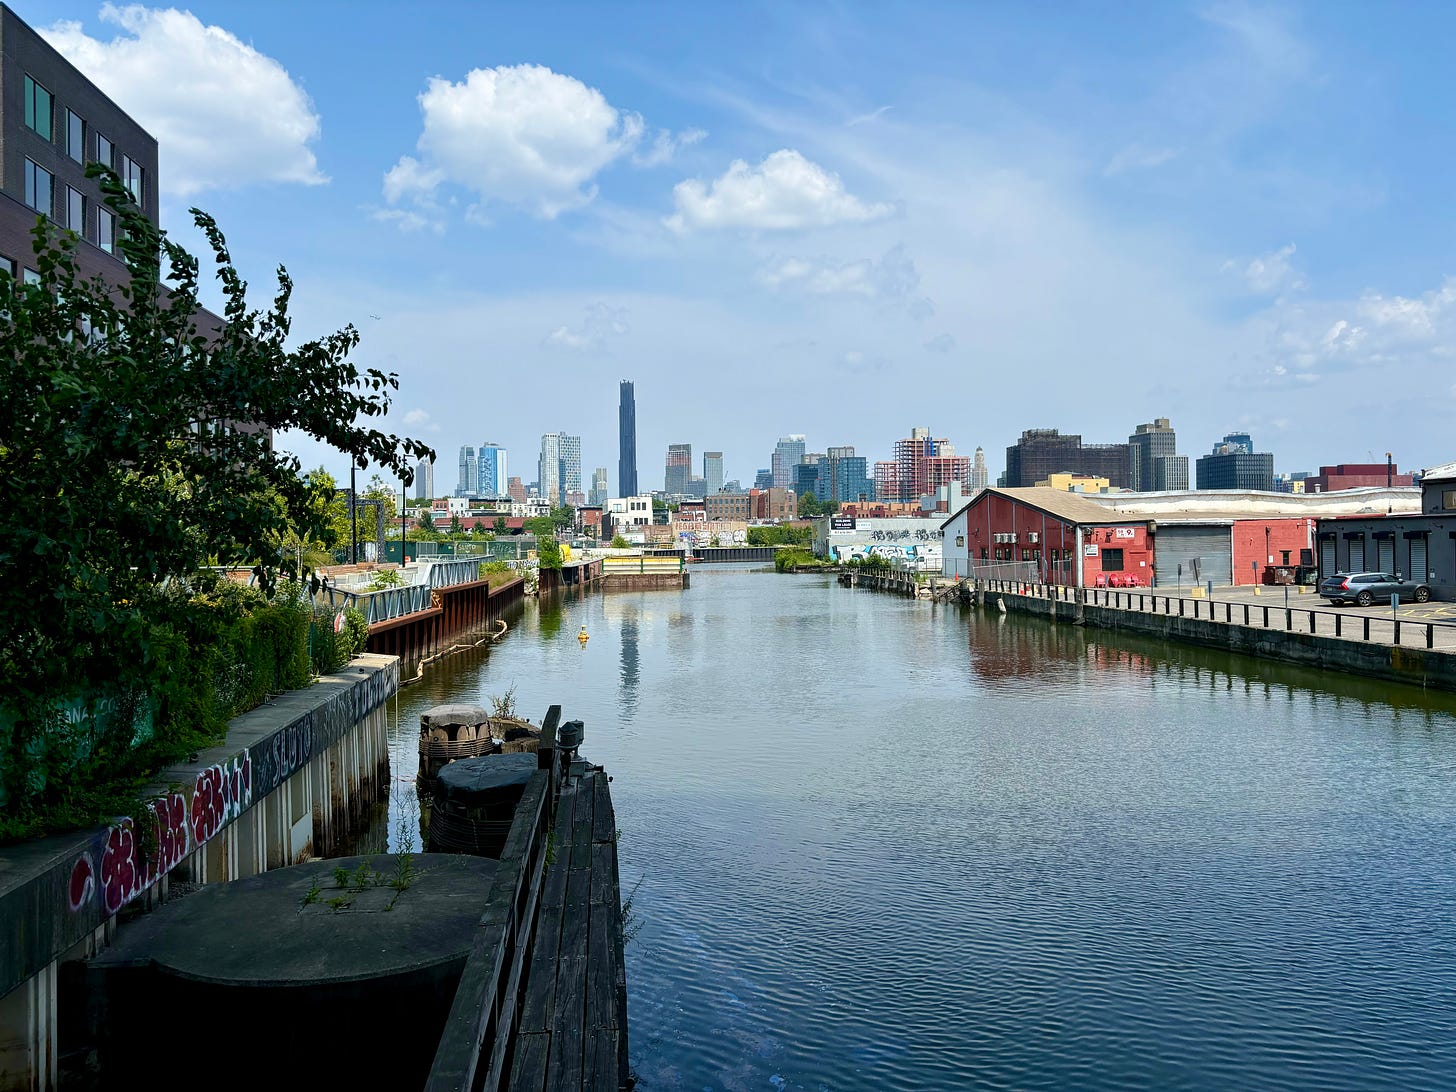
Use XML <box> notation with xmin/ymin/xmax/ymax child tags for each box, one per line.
<box><xmin>941</xmin><ymin>487</ymin><xmax>1148</xmax><ymax>530</ymax></box>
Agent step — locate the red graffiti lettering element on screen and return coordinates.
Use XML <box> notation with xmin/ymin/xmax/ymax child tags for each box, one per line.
<box><xmin>190</xmin><ymin>752</ymin><xmax>252</xmax><ymax>845</ymax></box>
<box><xmin>69</xmin><ymin>854</ymin><xmax>95</xmax><ymax>913</ymax></box>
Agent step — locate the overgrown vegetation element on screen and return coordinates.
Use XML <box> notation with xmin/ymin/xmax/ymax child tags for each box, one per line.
<box><xmin>845</xmin><ymin>553</ymin><xmax>891</xmax><ymax>571</ymax></box>
<box><xmin>488</xmin><ymin>684</ymin><xmax>519</xmax><ymax>720</ymax></box>
<box><xmin>774</xmin><ymin>549</ymin><xmax>832</xmax><ymax>572</ymax></box>
<box><xmin>797</xmin><ymin>493</ymin><xmax>840</xmax><ymax>518</ymax></box>
<box><xmin>748</xmin><ymin>524</ymin><xmax>814</xmax><ymax>547</ymax></box>
<box><xmin>0</xmin><ymin>167</ymin><xmax>426</xmax><ymax>840</ymax></box>
<box><xmin>476</xmin><ymin>559</ymin><xmax>520</xmax><ymax>588</ymax></box>
<box><xmin>537</xmin><ymin>536</ymin><xmax>564</xmax><ymax>570</ymax></box>
<box><xmin>610</xmin><ymin>534</ymin><xmax>631</xmax><ymax>549</ymax></box>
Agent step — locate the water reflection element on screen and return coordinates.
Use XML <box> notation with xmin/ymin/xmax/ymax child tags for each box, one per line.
<box><xmin>368</xmin><ymin>571</ymin><xmax>1456</xmax><ymax>1091</ymax></box>
<box><xmin>618</xmin><ymin>607</ymin><xmax>639</xmax><ymax>722</ymax></box>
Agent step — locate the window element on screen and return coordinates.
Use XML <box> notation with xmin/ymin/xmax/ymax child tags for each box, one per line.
<box><xmin>1102</xmin><ymin>548</ymin><xmax>1125</xmax><ymax>572</ymax></box>
<box><xmin>23</xmin><ymin>269</ymin><xmax>43</xmax><ymax>287</ymax></box>
<box><xmin>121</xmin><ymin>155</ymin><xmax>144</xmax><ymax>203</ymax></box>
<box><xmin>1280</xmin><ymin>550</ymin><xmax>1291</xmax><ymax>565</ymax></box>
<box><xmin>0</xmin><ymin>255</ymin><xmax>15</xmax><ymax>279</ymax></box>
<box><xmin>66</xmin><ymin>110</ymin><xmax>85</xmax><ymax>162</ymax></box>
<box><xmin>24</xmin><ymin>160</ymin><xmax>53</xmax><ymax>215</ymax></box>
<box><xmin>66</xmin><ymin>187</ymin><xmax>85</xmax><ymax>234</ymax></box>
<box><xmin>1444</xmin><ymin>489</ymin><xmax>1456</xmax><ymax>511</ymax></box>
<box><xmin>24</xmin><ymin>75</ymin><xmax>53</xmax><ymax>139</ymax></box>
<box><xmin>96</xmin><ymin>133</ymin><xmax>114</xmax><ymax>170</ymax></box>
<box><xmin>97</xmin><ymin>208</ymin><xmax>116</xmax><ymax>254</ymax></box>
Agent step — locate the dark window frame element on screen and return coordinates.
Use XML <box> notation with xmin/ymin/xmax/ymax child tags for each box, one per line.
<box><xmin>24</xmin><ymin>75</ymin><xmax>54</xmax><ymax>140</ymax></box>
<box><xmin>24</xmin><ymin>159</ymin><xmax>53</xmax><ymax>216</ymax></box>
<box><xmin>1101</xmin><ymin>547</ymin><xmax>1125</xmax><ymax>572</ymax></box>
<box><xmin>66</xmin><ymin>109</ymin><xmax>86</xmax><ymax>162</ymax></box>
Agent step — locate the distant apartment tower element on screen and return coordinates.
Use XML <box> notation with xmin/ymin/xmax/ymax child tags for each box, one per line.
<box><xmin>771</xmin><ymin>435</ymin><xmax>806</xmax><ymax>489</ymax></box>
<box><xmin>457</xmin><ymin>445</ymin><xmax>477</xmax><ymax>497</ymax></box>
<box><xmin>618</xmin><ymin>380</ymin><xmax>637</xmax><ymax>497</ymax></box>
<box><xmin>825</xmin><ymin>446</ymin><xmax>872</xmax><ymax>504</ymax></box>
<box><xmin>589</xmin><ymin>467</ymin><xmax>609</xmax><ymax>507</ymax></box>
<box><xmin>559</xmin><ymin>434</ymin><xmax>581</xmax><ymax>496</ymax></box>
<box><xmin>883</xmin><ymin>427</ymin><xmax>972</xmax><ymax>501</ymax></box>
<box><xmin>664</xmin><ymin>443</ymin><xmax>692</xmax><ymax>495</ymax></box>
<box><xmin>703</xmin><ymin>451</ymin><xmax>724</xmax><ymax>495</ymax></box>
<box><xmin>414</xmin><ymin>456</ymin><xmax>435</xmax><ymax>501</ymax></box>
<box><xmin>1004</xmin><ymin>428</ymin><xmax>1133</xmax><ymax>489</ymax></box>
<box><xmin>537</xmin><ymin>432</ymin><xmax>580</xmax><ymax>505</ymax></box>
<box><xmin>477</xmin><ymin>442</ymin><xmax>507</xmax><ymax>497</ymax></box>
<box><xmin>507</xmin><ymin>476</ymin><xmax>526</xmax><ymax>503</ymax></box>
<box><xmin>1195</xmin><ymin>432</ymin><xmax>1275</xmax><ymax>491</ymax></box>
<box><xmin>753</xmin><ymin>468</ymin><xmax>773</xmax><ymax>490</ymax></box>
<box><xmin>971</xmin><ymin>447</ymin><xmax>989</xmax><ymax>491</ymax></box>
<box><xmin>1128</xmin><ymin>418</ymin><xmax>1189</xmax><ymax>492</ymax></box>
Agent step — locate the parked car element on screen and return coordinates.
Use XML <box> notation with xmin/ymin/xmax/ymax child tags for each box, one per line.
<box><xmin>1318</xmin><ymin>571</ymin><xmax>1432</xmax><ymax>607</ymax></box>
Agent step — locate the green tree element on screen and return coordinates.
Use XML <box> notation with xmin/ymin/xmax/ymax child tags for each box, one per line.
<box><xmin>418</xmin><ymin>509</ymin><xmax>435</xmax><ymax>531</ymax></box>
<box><xmin>361</xmin><ymin>472</ymin><xmax>398</xmax><ymax>524</ymax></box>
<box><xmin>537</xmin><ymin>536</ymin><xmax>564</xmax><ymax>570</ymax></box>
<box><xmin>0</xmin><ymin>167</ymin><xmax>432</xmax><ymax>814</ymax></box>
<box><xmin>494</xmin><ymin>515</ymin><xmax>508</xmax><ymax>534</ymax></box>
<box><xmin>550</xmin><ymin>504</ymin><xmax>575</xmax><ymax>530</ymax></box>
<box><xmin>798</xmin><ymin>493</ymin><xmax>840</xmax><ymax>518</ymax></box>
<box><xmin>523</xmin><ymin>515</ymin><xmax>556</xmax><ymax>537</ymax></box>
<box><xmin>611</xmin><ymin>533</ymin><xmax>630</xmax><ymax>549</ymax></box>
<box><xmin>450</xmin><ymin>514</ymin><xmax>464</xmax><ymax>536</ymax></box>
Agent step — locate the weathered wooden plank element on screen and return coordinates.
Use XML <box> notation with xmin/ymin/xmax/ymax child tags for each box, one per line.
<box><xmin>586</xmin><ymin>900</ymin><xmax>616</xmax><ymax>1031</ymax></box>
<box><xmin>582</xmin><ymin>1029</ymin><xmax>619</xmax><ymax>1092</ymax></box>
<box><xmin>570</xmin><ymin>773</ymin><xmax>595</xmax><ymax>871</ymax></box>
<box><xmin>507</xmin><ymin>1031</ymin><xmax>551</xmax><ymax>1092</ymax></box>
<box><xmin>609</xmin><ymin>838</ymin><xmax>630</xmax><ymax>1091</ymax></box>
<box><xmin>424</xmin><ymin>918</ymin><xmax>510</xmax><ymax>1091</ymax></box>
<box><xmin>591</xmin><ymin>772</ymin><xmax>614</xmax><ymax>845</ymax></box>
<box><xmin>519</xmin><ymin>903</ymin><xmax>564</xmax><ymax>1033</ymax></box>
<box><xmin>547</xmin><ymin>866</ymin><xmax>590</xmax><ymax>1089</ymax></box>
<box><xmin>589</xmin><ymin>843</ymin><xmax>614</xmax><ymax>907</ymax></box>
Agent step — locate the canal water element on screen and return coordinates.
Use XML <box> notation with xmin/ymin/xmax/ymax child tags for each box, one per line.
<box><xmin>379</xmin><ymin>567</ymin><xmax>1456</xmax><ymax>1090</ymax></box>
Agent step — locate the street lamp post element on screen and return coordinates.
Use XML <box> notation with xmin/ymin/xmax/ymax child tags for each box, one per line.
<box><xmin>350</xmin><ymin>460</ymin><xmax>359</xmax><ymax>564</ymax></box>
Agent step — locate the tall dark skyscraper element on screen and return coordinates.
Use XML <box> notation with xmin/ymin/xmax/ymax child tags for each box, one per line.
<box><xmin>618</xmin><ymin>380</ymin><xmax>638</xmax><ymax>497</ymax></box>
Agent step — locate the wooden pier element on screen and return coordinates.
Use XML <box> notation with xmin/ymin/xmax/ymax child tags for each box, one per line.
<box><xmin>425</xmin><ymin>708</ymin><xmax>630</xmax><ymax>1091</ymax></box>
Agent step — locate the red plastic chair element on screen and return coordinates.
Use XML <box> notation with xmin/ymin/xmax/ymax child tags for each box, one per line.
<box><xmin>1095</xmin><ymin>573</ymin><xmax>1109</xmax><ymax>588</ymax></box>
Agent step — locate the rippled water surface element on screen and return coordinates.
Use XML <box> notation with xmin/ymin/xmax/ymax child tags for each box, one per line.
<box><xmin>381</xmin><ymin>568</ymin><xmax>1456</xmax><ymax>1090</ymax></box>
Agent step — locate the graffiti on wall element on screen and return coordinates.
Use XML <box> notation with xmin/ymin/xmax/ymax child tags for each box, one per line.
<box><xmin>191</xmin><ymin>752</ymin><xmax>253</xmax><ymax>845</ymax></box>
<box><xmin>250</xmin><ymin>719</ymin><xmax>311</xmax><ymax>799</ymax></box>
<box><xmin>69</xmin><ymin>791</ymin><xmax>192</xmax><ymax>916</ymax></box>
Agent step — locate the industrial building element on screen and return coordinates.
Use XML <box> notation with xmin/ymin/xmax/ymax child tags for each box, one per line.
<box><xmin>1315</xmin><ymin>463</ymin><xmax>1456</xmax><ymax>600</ymax></box>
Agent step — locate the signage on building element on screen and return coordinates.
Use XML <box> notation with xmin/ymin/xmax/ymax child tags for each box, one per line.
<box><xmin>1113</xmin><ymin>527</ymin><xmax>1136</xmax><ymax>539</ymax></box>
<box><xmin>1084</xmin><ymin>544</ymin><xmax>1099</xmax><ymax>556</ymax></box>
<box><xmin>830</xmin><ymin>517</ymin><xmax>857</xmax><ymax>530</ymax></box>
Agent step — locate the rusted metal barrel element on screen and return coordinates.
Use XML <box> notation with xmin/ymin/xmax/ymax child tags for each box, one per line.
<box><xmin>426</xmin><ymin>753</ymin><xmax>538</xmax><ymax>857</ymax></box>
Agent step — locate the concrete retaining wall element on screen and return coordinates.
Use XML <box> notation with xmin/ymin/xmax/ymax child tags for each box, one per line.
<box><xmin>602</xmin><ymin>572</ymin><xmax>689</xmax><ymax>591</ymax></box>
<box><xmin>989</xmin><ymin>590</ymin><xmax>1456</xmax><ymax>691</ymax></box>
<box><xmin>0</xmin><ymin>653</ymin><xmax>398</xmax><ymax>1090</ymax></box>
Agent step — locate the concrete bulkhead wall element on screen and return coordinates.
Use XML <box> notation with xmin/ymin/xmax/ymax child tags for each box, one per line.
<box><xmin>989</xmin><ymin>590</ymin><xmax>1456</xmax><ymax>691</ymax></box>
<box><xmin>0</xmin><ymin>653</ymin><xmax>399</xmax><ymax>1090</ymax></box>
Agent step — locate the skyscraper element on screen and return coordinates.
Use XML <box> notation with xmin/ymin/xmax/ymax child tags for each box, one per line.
<box><xmin>477</xmin><ymin>443</ymin><xmax>507</xmax><ymax>497</ymax></box>
<box><xmin>772</xmin><ymin>435</ymin><xmax>806</xmax><ymax>489</ymax></box>
<box><xmin>665</xmin><ymin>443</ymin><xmax>692</xmax><ymax>495</ymax></box>
<box><xmin>457</xmin><ymin>445</ymin><xmax>477</xmax><ymax>497</ymax></box>
<box><xmin>589</xmin><ymin>467</ymin><xmax>608</xmax><ymax>507</ymax></box>
<box><xmin>538</xmin><ymin>433</ymin><xmax>561</xmax><ymax>506</ymax></box>
<box><xmin>753</xmin><ymin>468</ymin><xmax>773</xmax><ymax>490</ymax></box>
<box><xmin>703</xmin><ymin>452</ymin><xmax>724</xmax><ymax>495</ymax></box>
<box><xmin>1127</xmin><ymin>418</ymin><xmax>1188</xmax><ymax>492</ymax></box>
<box><xmin>971</xmin><ymin>447</ymin><xmax>989</xmax><ymax>491</ymax></box>
<box><xmin>1004</xmin><ymin>428</ymin><xmax>1132</xmax><ymax>489</ymax></box>
<box><xmin>1196</xmin><ymin>432</ymin><xmax>1274</xmax><ymax>490</ymax></box>
<box><xmin>618</xmin><ymin>380</ymin><xmax>638</xmax><ymax>497</ymax></box>
<box><xmin>559</xmin><ymin>434</ymin><xmax>582</xmax><ymax>497</ymax></box>
<box><xmin>415</xmin><ymin>456</ymin><xmax>434</xmax><ymax>501</ymax></box>
<box><xmin>882</xmin><ymin>427</ymin><xmax>972</xmax><ymax>501</ymax></box>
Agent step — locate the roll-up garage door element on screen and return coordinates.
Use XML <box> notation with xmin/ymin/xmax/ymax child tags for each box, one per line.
<box><xmin>1320</xmin><ymin>539</ymin><xmax>1336</xmax><ymax>580</ymax></box>
<box><xmin>1378</xmin><ymin>538</ymin><xmax>1395</xmax><ymax>574</ymax></box>
<box><xmin>1153</xmin><ymin>525</ymin><xmax>1233</xmax><ymax>588</ymax></box>
<box><xmin>1410</xmin><ymin>536</ymin><xmax>1429</xmax><ymax>582</ymax></box>
<box><xmin>1348</xmin><ymin>538</ymin><xmax>1365</xmax><ymax>571</ymax></box>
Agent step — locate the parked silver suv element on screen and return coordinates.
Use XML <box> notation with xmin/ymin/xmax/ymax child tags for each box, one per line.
<box><xmin>1318</xmin><ymin>571</ymin><xmax>1432</xmax><ymax>607</ymax></box>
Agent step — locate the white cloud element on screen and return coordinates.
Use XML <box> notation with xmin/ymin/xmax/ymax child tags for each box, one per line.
<box><xmin>666</xmin><ymin>149</ymin><xmax>892</xmax><ymax>232</ymax></box>
<box><xmin>924</xmin><ymin>333</ymin><xmax>956</xmax><ymax>353</ymax></box>
<box><xmin>758</xmin><ymin>245</ymin><xmax>931</xmax><ymax>315</ymax></box>
<box><xmin>1102</xmin><ymin>143</ymin><xmax>1179</xmax><ymax>177</ymax></box>
<box><xmin>545</xmin><ymin>302</ymin><xmax>629</xmax><ymax>354</ymax></box>
<box><xmin>1234</xmin><ymin>243</ymin><xmax>1305</xmax><ymax>294</ymax></box>
<box><xmin>383</xmin><ymin>64</ymin><xmax>696</xmax><ymax>223</ymax></box>
<box><xmin>402</xmin><ymin>409</ymin><xmax>431</xmax><ymax>426</ymax></box>
<box><xmin>371</xmin><ymin>206</ymin><xmax>443</xmax><ymax>234</ymax></box>
<box><xmin>42</xmin><ymin>5</ymin><xmax>324</xmax><ymax>196</ymax></box>
<box><xmin>632</xmin><ymin>127</ymin><xmax>707</xmax><ymax>168</ymax></box>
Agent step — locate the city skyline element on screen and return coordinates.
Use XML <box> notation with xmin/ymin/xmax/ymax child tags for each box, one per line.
<box><xmin>22</xmin><ymin>1</ymin><xmax>1456</xmax><ymax>491</ymax></box>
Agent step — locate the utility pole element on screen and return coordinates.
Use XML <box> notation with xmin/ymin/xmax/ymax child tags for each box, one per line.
<box><xmin>1387</xmin><ymin>452</ymin><xmax>1393</xmax><ymax>489</ymax></box>
<box><xmin>350</xmin><ymin>460</ymin><xmax>359</xmax><ymax>564</ymax></box>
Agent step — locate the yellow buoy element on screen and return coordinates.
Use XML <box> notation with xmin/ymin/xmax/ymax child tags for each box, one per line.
<box><xmin>578</xmin><ymin>625</ymin><xmax>589</xmax><ymax>645</ymax></box>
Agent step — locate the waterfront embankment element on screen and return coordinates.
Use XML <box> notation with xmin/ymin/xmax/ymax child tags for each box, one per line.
<box><xmin>974</xmin><ymin>580</ymin><xmax>1456</xmax><ymax>692</ymax></box>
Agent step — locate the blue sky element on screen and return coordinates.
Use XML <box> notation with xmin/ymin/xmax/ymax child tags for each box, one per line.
<box><xmin>27</xmin><ymin>1</ymin><xmax>1456</xmax><ymax>492</ymax></box>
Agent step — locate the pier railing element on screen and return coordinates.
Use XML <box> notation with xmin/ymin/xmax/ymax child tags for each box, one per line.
<box><xmin>315</xmin><ymin>581</ymin><xmax>433</xmax><ymax>625</ymax></box>
<box><xmin>425</xmin><ymin>706</ymin><xmax>561</xmax><ymax>1092</ymax></box>
<box><xmin>980</xmin><ymin>579</ymin><xmax>1456</xmax><ymax>652</ymax></box>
